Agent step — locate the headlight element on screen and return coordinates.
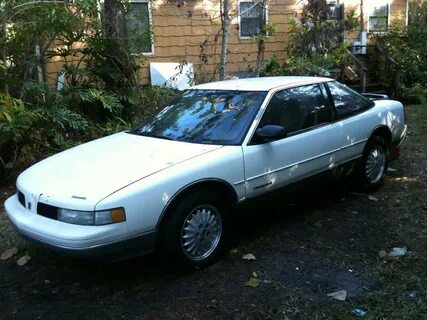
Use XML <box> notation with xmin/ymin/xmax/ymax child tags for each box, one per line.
<box><xmin>58</xmin><ymin>208</ymin><xmax>126</xmax><ymax>226</ymax></box>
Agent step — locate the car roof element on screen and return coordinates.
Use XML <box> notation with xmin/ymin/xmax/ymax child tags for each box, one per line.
<box><xmin>191</xmin><ymin>76</ymin><xmax>334</xmax><ymax>91</ymax></box>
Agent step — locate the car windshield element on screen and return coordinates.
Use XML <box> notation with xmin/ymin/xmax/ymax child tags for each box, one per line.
<box><xmin>131</xmin><ymin>89</ymin><xmax>267</xmax><ymax>145</ymax></box>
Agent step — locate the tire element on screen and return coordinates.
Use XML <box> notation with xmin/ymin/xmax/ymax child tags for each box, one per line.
<box><xmin>161</xmin><ymin>190</ymin><xmax>231</xmax><ymax>271</ymax></box>
<box><xmin>355</xmin><ymin>135</ymin><xmax>390</xmax><ymax>192</ymax></box>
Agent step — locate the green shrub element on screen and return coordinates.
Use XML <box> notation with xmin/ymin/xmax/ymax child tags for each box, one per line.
<box><xmin>378</xmin><ymin>0</ymin><xmax>427</xmax><ymax>94</ymax></box>
<box><xmin>401</xmin><ymin>84</ymin><xmax>427</xmax><ymax>104</ymax></box>
<box><xmin>264</xmin><ymin>43</ymin><xmax>351</xmax><ymax>79</ymax></box>
<box><xmin>0</xmin><ymin>92</ymin><xmax>34</xmax><ymax>177</ymax></box>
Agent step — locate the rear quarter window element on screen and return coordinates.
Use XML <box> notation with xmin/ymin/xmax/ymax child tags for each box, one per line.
<box><xmin>327</xmin><ymin>81</ymin><xmax>374</xmax><ymax>119</ymax></box>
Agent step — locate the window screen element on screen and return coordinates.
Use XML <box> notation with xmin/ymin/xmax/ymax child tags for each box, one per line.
<box><xmin>369</xmin><ymin>2</ymin><xmax>389</xmax><ymax>31</ymax></box>
<box><xmin>239</xmin><ymin>1</ymin><xmax>264</xmax><ymax>37</ymax></box>
<box><xmin>126</xmin><ymin>2</ymin><xmax>152</xmax><ymax>54</ymax></box>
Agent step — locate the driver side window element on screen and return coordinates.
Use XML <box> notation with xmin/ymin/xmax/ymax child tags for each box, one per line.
<box><xmin>257</xmin><ymin>84</ymin><xmax>331</xmax><ymax>139</ymax></box>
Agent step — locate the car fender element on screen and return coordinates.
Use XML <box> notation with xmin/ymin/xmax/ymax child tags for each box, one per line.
<box><xmin>94</xmin><ymin>146</ymin><xmax>245</xmax><ymax>237</ymax></box>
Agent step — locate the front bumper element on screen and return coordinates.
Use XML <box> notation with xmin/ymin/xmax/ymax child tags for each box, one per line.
<box><xmin>4</xmin><ymin>195</ymin><xmax>157</xmax><ymax>261</ymax></box>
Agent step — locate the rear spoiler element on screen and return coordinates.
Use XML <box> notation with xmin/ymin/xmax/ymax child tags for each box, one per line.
<box><xmin>362</xmin><ymin>93</ymin><xmax>389</xmax><ymax>101</ymax></box>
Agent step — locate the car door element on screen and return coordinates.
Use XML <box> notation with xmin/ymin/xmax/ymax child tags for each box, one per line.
<box><xmin>325</xmin><ymin>81</ymin><xmax>376</xmax><ymax>163</ymax></box>
<box><xmin>242</xmin><ymin>83</ymin><xmax>342</xmax><ymax>198</ymax></box>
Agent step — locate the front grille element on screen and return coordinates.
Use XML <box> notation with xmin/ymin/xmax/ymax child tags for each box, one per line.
<box><xmin>17</xmin><ymin>191</ymin><xmax>26</xmax><ymax>208</ymax></box>
<box><xmin>37</xmin><ymin>203</ymin><xmax>58</xmax><ymax>220</ymax></box>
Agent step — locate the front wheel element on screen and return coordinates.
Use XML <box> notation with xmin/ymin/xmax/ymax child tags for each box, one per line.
<box><xmin>355</xmin><ymin>135</ymin><xmax>390</xmax><ymax>192</ymax></box>
<box><xmin>161</xmin><ymin>190</ymin><xmax>231</xmax><ymax>271</ymax></box>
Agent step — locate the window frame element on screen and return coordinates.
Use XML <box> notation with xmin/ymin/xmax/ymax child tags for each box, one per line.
<box><xmin>367</xmin><ymin>0</ymin><xmax>390</xmax><ymax>33</ymax></box>
<box><xmin>128</xmin><ymin>0</ymin><xmax>155</xmax><ymax>56</ymax></box>
<box><xmin>249</xmin><ymin>83</ymin><xmax>334</xmax><ymax>145</ymax></box>
<box><xmin>238</xmin><ymin>0</ymin><xmax>269</xmax><ymax>40</ymax></box>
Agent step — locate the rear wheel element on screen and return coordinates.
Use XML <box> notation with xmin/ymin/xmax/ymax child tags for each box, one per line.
<box><xmin>355</xmin><ymin>135</ymin><xmax>390</xmax><ymax>191</ymax></box>
<box><xmin>161</xmin><ymin>190</ymin><xmax>231</xmax><ymax>271</ymax></box>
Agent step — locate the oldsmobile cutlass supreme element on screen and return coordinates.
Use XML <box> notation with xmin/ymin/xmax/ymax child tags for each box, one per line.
<box><xmin>5</xmin><ymin>77</ymin><xmax>407</xmax><ymax>269</ymax></box>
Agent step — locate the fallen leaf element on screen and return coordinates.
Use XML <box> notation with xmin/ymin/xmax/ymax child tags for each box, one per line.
<box><xmin>387</xmin><ymin>167</ymin><xmax>397</xmax><ymax>172</ymax></box>
<box><xmin>244</xmin><ymin>277</ymin><xmax>261</xmax><ymax>288</ymax></box>
<box><xmin>368</xmin><ymin>195</ymin><xmax>379</xmax><ymax>202</ymax></box>
<box><xmin>1</xmin><ymin>247</ymin><xmax>18</xmax><ymax>261</ymax></box>
<box><xmin>327</xmin><ymin>289</ymin><xmax>347</xmax><ymax>301</ymax></box>
<box><xmin>352</xmin><ymin>308</ymin><xmax>367</xmax><ymax>317</ymax></box>
<box><xmin>378</xmin><ymin>250</ymin><xmax>387</xmax><ymax>258</ymax></box>
<box><xmin>17</xmin><ymin>254</ymin><xmax>31</xmax><ymax>266</ymax></box>
<box><xmin>229</xmin><ymin>248</ymin><xmax>239</xmax><ymax>254</ymax></box>
<box><xmin>389</xmin><ymin>247</ymin><xmax>407</xmax><ymax>257</ymax></box>
<box><xmin>242</xmin><ymin>253</ymin><xmax>256</xmax><ymax>261</ymax></box>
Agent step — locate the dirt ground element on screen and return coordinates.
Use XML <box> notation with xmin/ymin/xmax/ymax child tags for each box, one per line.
<box><xmin>1</xmin><ymin>106</ymin><xmax>426</xmax><ymax>320</ymax></box>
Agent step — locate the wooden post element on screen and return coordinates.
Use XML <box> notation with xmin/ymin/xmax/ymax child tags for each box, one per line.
<box><xmin>361</xmin><ymin>69</ymin><xmax>366</xmax><ymax>93</ymax></box>
<box><xmin>393</xmin><ymin>69</ymin><xmax>400</xmax><ymax>98</ymax></box>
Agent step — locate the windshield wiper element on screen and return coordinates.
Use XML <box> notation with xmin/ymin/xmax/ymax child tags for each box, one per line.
<box><xmin>127</xmin><ymin>130</ymin><xmax>176</xmax><ymax>141</ymax></box>
<box><xmin>135</xmin><ymin>132</ymin><xmax>176</xmax><ymax>141</ymax></box>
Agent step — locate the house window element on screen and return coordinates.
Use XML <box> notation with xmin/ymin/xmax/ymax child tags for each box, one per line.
<box><xmin>326</xmin><ymin>0</ymin><xmax>344</xmax><ymax>43</ymax></box>
<box><xmin>368</xmin><ymin>1</ymin><xmax>389</xmax><ymax>32</ymax></box>
<box><xmin>126</xmin><ymin>1</ymin><xmax>153</xmax><ymax>54</ymax></box>
<box><xmin>327</xmin><ymin>1</ymin><xmax>343</xmax><ymax>22</ymax></box>
<box><xmin>239</xmin><ymin>0</ymin><xmax>266</xmax><ymax>38</ymax></box>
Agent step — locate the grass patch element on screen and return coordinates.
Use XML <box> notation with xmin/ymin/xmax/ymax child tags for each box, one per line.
<box><xmin>406</xmin><ymin>104</ymin><xmax>427</xmax><ymax>159</ymax></box>
<box><xmin>322</xmin><ymin>104</ymin><xmax>427</xmax><ymax>319</ymax></box>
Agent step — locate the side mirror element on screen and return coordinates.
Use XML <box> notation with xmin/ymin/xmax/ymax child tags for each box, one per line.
<box><xmin>255</xmin><ymin>125</ymin><xmax>287</xmax><ymax>142</ymax></box>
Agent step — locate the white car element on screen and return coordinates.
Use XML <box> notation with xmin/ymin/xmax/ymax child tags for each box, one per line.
<box><xmin>4</xmin><ymin>77</ymin><xmax>406</xmax><ymax>269</ymax></box>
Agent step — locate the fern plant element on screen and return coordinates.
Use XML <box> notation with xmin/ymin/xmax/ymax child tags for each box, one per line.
<box><xmin>0</xmin><ymin>92</ymin><xmax>34</xmax><ymax>175</ymax></box>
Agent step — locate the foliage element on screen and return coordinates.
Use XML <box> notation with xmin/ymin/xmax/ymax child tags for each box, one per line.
<box><xmin>264</xmin><ymin>0</ymin><xmax>354</xmax><ymax>79</ymax></box>
<box><xmin>401</xmin><ymin>84</ymin><xmax>427</xmax><ymax>104</ymax></box>
<box><xmin>254</xmin><ymin>22</ymin><xmax>277</xmax><ymax>43</ymax></box>
<box><xmin>0</xmin><ymin>0</ymin><xmax>171</xmax><ymax>181</ymax></box>
<box><xmin>289</xmin><ymin>0</ymin><xmax>356</xmax><ymax>56</ymax></box>
<box><xmin>378</xmin><ymin>0</ymin><xmax>427</xmax><ymax>99</ymax></box>
<box><xmin>0</xmin><ymin>91</ymin><xmax>34</xmax><ymax>174</ymax></box>
<box><xmin>264</xmin><ymin>42</ymin><xmax>351</xmax><ymax>79</ymax></box>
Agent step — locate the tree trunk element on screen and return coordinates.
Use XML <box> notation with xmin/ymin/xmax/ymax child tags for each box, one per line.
<box><xmin>219</xmin><ymin>0</ymin><xmax>230</xmax><ymax>80</ymax></box>
<box><xmin>255</xmin><ymin>0</ymin><xmax>268</xmax><ymax>77</ymax></box>
<box><xmin>103</xmin><ymin>0</ymin><xmax>136</xmax><ymax>88</ymax></box>
<box><xmin>104</xmin><ymin>0</ymin><xmax>125</xmax><ymax>39</ymax></box>
<box><xmin>35</xmin><ymin>44</ymin><xmax>44</xmax><ymax>84</ymax></box>
<box><xmin>2</xmin><ymin>18</ymin><xmax>8</xmax><ymax>94</ymax></box>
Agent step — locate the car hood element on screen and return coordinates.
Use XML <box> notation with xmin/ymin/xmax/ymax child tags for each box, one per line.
<box><xmin>17</xmin><ymin>132</ymin><xmax>223</xmax><ymax>208</ymax></box>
